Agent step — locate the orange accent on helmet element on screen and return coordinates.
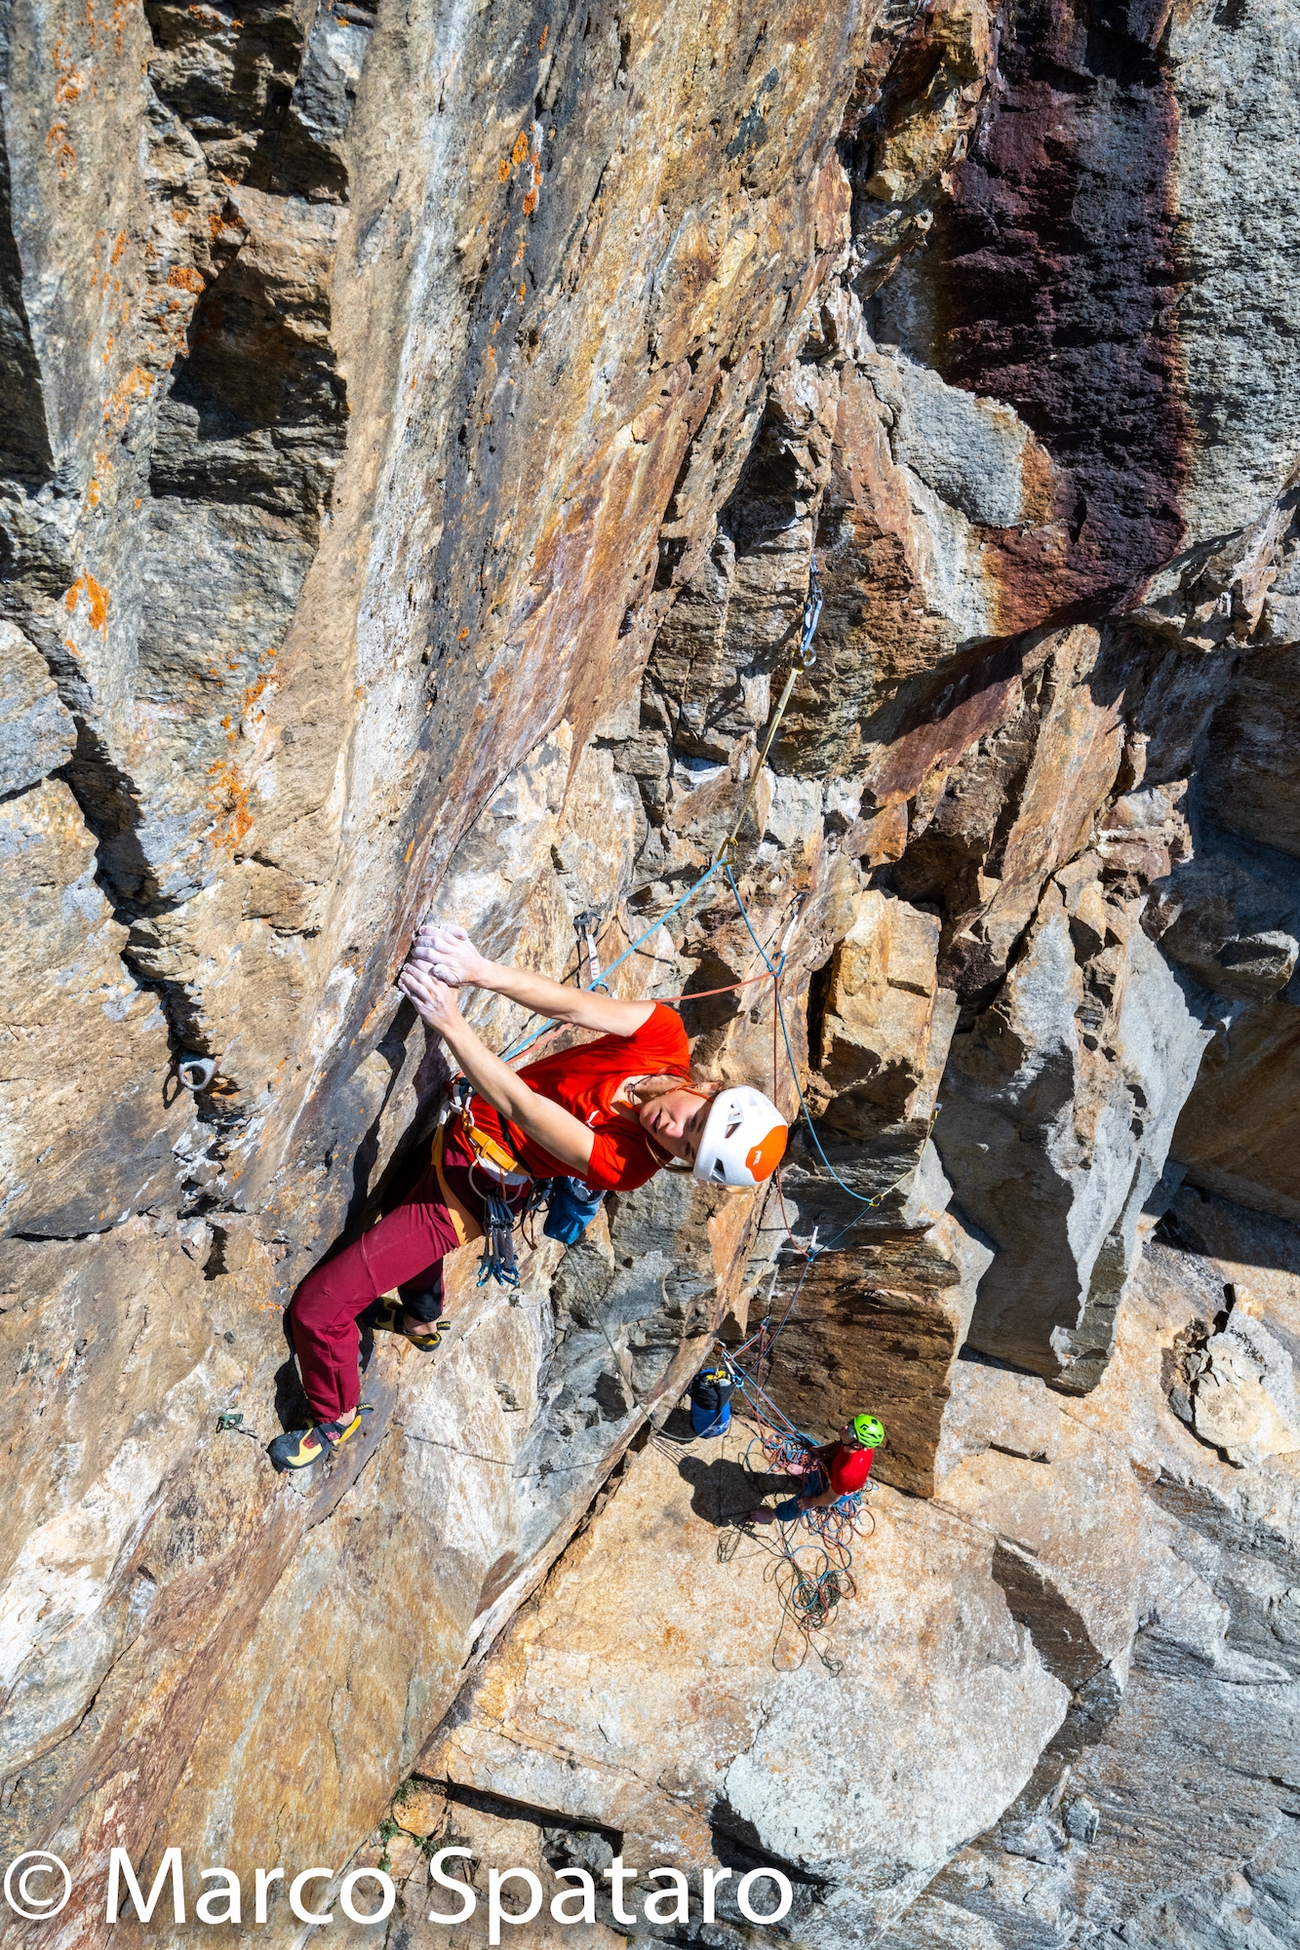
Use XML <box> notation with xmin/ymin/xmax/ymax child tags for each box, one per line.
<box><xmin>745</xmin><ymin>1124</ymin><xmax>787</xmax><ymax>1182</ymax></box>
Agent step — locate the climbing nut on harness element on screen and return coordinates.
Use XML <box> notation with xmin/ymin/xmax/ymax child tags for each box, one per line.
<box><xmin>178</xmin><ymin>1054</ymin><xmax>217</xmax><ymax>1091</ymax></box>
<box><xmin>694</xmin><ymin>1086</ymin><xmax>787</xmax><ymax>1187</ymax></box>
<box><xmin>851</xmin><ymin>1413</ymin><xmax>885</xmax><ymax>1448</ymax></box>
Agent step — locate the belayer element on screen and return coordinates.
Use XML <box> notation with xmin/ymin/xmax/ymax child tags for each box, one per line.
<box><xmin>270</xmin><ymin>925</ymin><xmax>789</xmax><ymax>1469</ymax></box>
<box><xmin>749</xmin><ymin>1414</ymin><xmax>884</xmax><ymax>1526</ymax></box>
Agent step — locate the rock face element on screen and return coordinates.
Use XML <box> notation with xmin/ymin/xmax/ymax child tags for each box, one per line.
<box><xmin>2</xmin><ymin>0</ymin><xmax>1300</xmax><ymax>1943</ymax></box>
<box><xmin>401</xmin><ymin>1225</ymin><xmax>1300</xmax><ymax>1950</ymax></box>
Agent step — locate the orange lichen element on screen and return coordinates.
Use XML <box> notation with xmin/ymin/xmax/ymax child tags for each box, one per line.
<box><xmin>52</xmin><ymin>33</ymin><xmax>84</xmax><ymax>104</ymax></box>
<box><xmin>101</xmin><ymin>364</ymin><xmax>153</xmax><ymax>431</ymax></box>
<box><xmin>539</xmin><ymin>22</ymin><xmax>547</xmax><ymax>46</ymax></box>
<box><xmin>45</xmin><ymin>123</ymin><xmax>76</xmax><ymax>177</ymax></box>
<box><xmin>517</xmin><ymin>282</ymin><xmax>527</xmax><ymax>302</ymax></box>
<box><xmin>522</xmin><ymin>187</ymin><xmax>538</xmax><ymax>216</ymax></box>
<box><xmin>457</xmin><ymin>627</ymin><xmax>470</xmax><ymax>640</ymax></box>
<box><xmin>511</xmin><ymin>130</ymin><xmax>530</xmax><ymax>167</ymax></box>
<box><xmin>109</xmin><ymin>229</ymin><xmax>126</xmax><ymax>264</ymax></box>
<box><xmin>64</xmin><ymin>572</ymin><xmax>109</xmax><ymax>634</ymax></box>
<box><xmin>206</xmin><ymin>758</ymin><xmax>254</xmax><ymax>851</ymax></box>
<box><xmin>167</xmin><ymin>263</ymin><xmax>205</xmax><ymax>291</ymax></box>
<box><xmin>87</xmin><ymin>447</ymin><xmax>113</xmax><ymax>509</ymax></box>
<box><xmin>497</xmin><ymin>158</ymin><xmax>510</xmax><ymax>182</ymax></box>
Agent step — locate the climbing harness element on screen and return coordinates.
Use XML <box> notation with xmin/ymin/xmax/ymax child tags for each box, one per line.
<box><xmin>448</xmin><ymin>1078</ymin><xmax>608</xmax><ymax>1280</ymax></box>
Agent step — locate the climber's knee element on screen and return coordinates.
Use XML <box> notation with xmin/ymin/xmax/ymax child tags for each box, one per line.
<box><xmin>290</xmin><ymin>1245</ymin><xmax>370</xmax><ymax>1336</ymax></box>
<box><xmin>397</xmin><ymin>1262</ymin><xmax>444</xmax><ymax>1325</ymax></box>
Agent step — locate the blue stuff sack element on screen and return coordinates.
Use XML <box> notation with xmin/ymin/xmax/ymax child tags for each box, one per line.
<box><xmin>542</xmin><ymin>1175</ymin><xmax>605</xmax><ymax>1246</ymax></box>
<box><xmin>688</xmin><ymin>1364</ymin><xmax>733</xmax><ymax>1437</ymax></box>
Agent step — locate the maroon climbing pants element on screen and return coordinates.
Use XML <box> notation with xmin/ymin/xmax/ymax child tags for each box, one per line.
<box><xmin>287</xmin><ymin>1141</ymin><xmax>521</xmax><ymax>1424</ymax></box>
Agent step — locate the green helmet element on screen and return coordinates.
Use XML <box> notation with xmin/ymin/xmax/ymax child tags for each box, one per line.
<box><xmin>851</xmin><ymin>1413</ymin><xmax>885</xmax><ymax>1448</ymax></box>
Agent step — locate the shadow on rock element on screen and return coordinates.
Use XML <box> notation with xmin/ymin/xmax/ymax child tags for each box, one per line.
<box><xmin>677</xmin><ymin>1452</ymin><xmax>787</xmax><ymax>1528</ymax></box>
<box><xmin>273</xmin><ymin>1309</ymin><xmax>313</xmax><ymax>1434</ymax></box>
<box><xmin>655</xmin><ymin>1405</ymin><xmax>697</xmax><ymax>1443</ymax></box>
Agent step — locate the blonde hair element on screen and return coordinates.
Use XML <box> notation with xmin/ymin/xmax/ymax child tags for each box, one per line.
<box><xmin>625</xmin><ymin>1075</ymin><xmax>726</xmax><ymax>1169</ymax></box>
<box><xmin>624</xmin><ymin>1073</ymin><xmax>725</xmax><ymax>1107</ymax></box>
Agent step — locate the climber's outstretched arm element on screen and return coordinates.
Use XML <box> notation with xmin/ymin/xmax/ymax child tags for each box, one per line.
<box><xmin>397</xmin><ymin>963</ymin><xmax>596</xmax><ymax>1173</ymax></box>
<box><xmin>409</xmin><ymin>924</ymin><xmax>654</xmax><ymax>1038</ymax></box>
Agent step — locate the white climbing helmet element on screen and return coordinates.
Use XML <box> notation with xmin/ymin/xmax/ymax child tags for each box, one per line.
<box><xmin>693</xmin><ymin>1086</ymin><xmax>788</xmax><ymax>1188</ymax></box>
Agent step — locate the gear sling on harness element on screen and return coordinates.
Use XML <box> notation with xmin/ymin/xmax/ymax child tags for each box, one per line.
<box><xmin>448</xmin><ymin>1081</ymin><xmax>605</xmax><ymax>1286</ymax></box>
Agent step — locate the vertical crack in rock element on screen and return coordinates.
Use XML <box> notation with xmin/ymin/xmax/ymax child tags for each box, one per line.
<box><xmin>991</xmin><ymin>1536</ymin><xmax>1122</xmax><ymax>1808</ymax></box>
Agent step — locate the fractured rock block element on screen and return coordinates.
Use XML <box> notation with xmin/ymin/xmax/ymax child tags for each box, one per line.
<box><xmin>815</xmin><ymin>888</ymin><xmax>951</xmax><ymax>1132</ymax></box>
<box><xmin>1190</xmin><ymin>1302</ymin><xmax>1300</xmax><ymax>1467</ymax></box>
<box><xmin>419</xmin><ymin>1433</ymin><xmax>1068</xmax><ymax>1945</ymax></box>
<box><xmin>938</xmin><ymin>885</ymin><xmax>1211</xmax><ymax>1391</ymax></box>
<box><xmin>0</xmin><ymin>624</ymin><xmax>74</xmax><ymax>798</ymax></box>
<box><xmin>751</xmin><ymin>1200</ymin><xmax>992</xmax><ymax>1498</ymax></box>
<box><xmin>0</xmin><ymin>781</ymin><xmax>188</xmax><ymax>1236</ymax></box>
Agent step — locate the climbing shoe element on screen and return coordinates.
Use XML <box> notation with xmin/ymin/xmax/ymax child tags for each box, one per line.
<box><xmin>268</xmin><ymin>1406</ymin><xmax>370</xmax><ymax>1473</ymax></box>
<box><xmin>362</xmin><ymin>1296</ymin><xmax>443</xmax><ymax>1352</ymax></box>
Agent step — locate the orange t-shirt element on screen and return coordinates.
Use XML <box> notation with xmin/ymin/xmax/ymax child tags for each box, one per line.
<box><xmin>467</xmin><ymin>1002</ymin><xmax>691</xmax><ymax>1193</ymax></box>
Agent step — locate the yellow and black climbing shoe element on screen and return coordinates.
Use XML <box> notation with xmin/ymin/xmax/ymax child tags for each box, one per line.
<box><xmin>363</xmin><ymin>1297</ymin><xmax>443</xmax><ymax>1352</ymax></box>
<box><xmin>268</xmin><ymin>1406</ymin><xmax>370</xmax><ymax>1473</ymax></box>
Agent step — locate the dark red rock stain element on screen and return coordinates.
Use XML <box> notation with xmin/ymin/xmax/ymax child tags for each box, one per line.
<box><xmin>871</xmin><ymin>0</ymin><xmax>1192</xmax><ymax>630</ymax></box>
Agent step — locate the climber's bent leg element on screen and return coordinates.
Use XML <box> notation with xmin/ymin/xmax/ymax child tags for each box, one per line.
<box><xmin>397</xmin><ymin>1261</ymin><xmax>444</xmax><ymax>1337</ymax></box>
<box><xmin>749</xmin><ymin>1468</ymin><xmax>829</xmax><ymax>1528</ymax></box>
<box><xmin>288</xmin><ymin>1160</ymin><xmax>468</xmax><ymax>1426</ymax></box>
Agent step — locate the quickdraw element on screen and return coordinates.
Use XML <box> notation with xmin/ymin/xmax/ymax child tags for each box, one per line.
<box><xmin>449</xmin><ymin>1077</ymin><xmax>532</xmax><ymax>1288</ymax></box>
<box><xmin>478</xmin><ymin>1189</ymin><xmax>521</xmax><ymax>1288</ymax></box>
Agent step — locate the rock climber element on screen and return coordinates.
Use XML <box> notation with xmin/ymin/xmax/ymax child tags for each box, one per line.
<box><xmin>269</xmin><ymin>924</ymin><xmax>789</xmax><ymax>1470</ymax></box>
<box><xmin>749</xmin><ymin>1413</ymin><xmax>884</xmax><ymax>1526</ymax></box>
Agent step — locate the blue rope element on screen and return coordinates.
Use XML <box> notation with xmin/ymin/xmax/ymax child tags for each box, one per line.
<box><xmin>498</xmin><ymin>859</ymin><xmax>726</xmax><ymax>1062</ymax></box>
<box><xmin>498</xmin><ymin>850</ymin><xmax>892</xmax><ymax>1215</ymax></box>
<box><xmin>497</xmin><ymin>562</ymin><xmax>823</xmax><ymax>1066</ymax></box>
<box><xmin>723</xmin><ymin>867</ymin><xmax>887</xmax><ymax>1210</ymax></box>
